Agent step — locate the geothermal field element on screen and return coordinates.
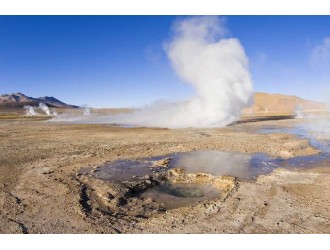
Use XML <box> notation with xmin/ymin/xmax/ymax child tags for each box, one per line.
<box><xmin>1</xmin><ymin>16</ymin><xmax>330</xmax><ymax>234</ymax></box>
<box><xmin>1</xmin><ymin>103</ymin><xmax>330</xmax><ymax>233</ymax></box>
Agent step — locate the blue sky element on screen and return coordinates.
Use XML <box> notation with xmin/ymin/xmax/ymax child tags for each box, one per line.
<box><xmin>1</xmin><ymin>16</ymin><xmax>330</xmax><ymax>107</ymax></box>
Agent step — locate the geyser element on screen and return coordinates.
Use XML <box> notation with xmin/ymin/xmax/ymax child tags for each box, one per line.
<box><xmin>112</xmin><ymin>16</ymin><xmax>253</xmax><ymax>128</ymax></box>
<box><xmin>39</xmin><ymin>102</ymin><xmax>51</xmax><ymax>116</ymax></box>
<box><xmin>83</xmin><ymin>105</ymin><xmax>90</xmax><ymax>116</ymax></box>
<box><xmin>24</xmin><ymin>105</ymin><xmax>38</xmax><ymax>116</ymax></box>
<box><xmin>51</xmin><ymin>16</ymin><xmax>253</xmax><ymax>128</ymax></box>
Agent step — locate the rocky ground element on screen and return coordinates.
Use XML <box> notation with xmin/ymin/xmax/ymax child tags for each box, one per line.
<box><xmin>0</xmin><ymin>117</ymin><xmax>329</xmax><ymax>233</ymax></box>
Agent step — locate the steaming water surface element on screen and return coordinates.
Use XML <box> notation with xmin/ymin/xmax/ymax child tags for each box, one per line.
<box><xmin>84</xmin><ymin>151</ymin><xmax>281</xmax><ymax>181</ymax></box>
<box><xmin>141</xmin><ymin>183</ymin><xmax>220</xmax><ymax>210</ymax></box>
<box><xmin>83</xmin><ymin>149</ymin><xmax>330</xmax><ymax>210</ymax></box>
<box><xmin>88</xmin><ymin>151</ymin><xmax>329</xmax><ymax>183</ymax></box>
<box><xmin>81</xmin><ymin>121</ymin><xmax>330</xmax><ymax>210</ymax></box>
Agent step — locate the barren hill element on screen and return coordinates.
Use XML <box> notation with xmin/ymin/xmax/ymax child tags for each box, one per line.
<box><xmin>0</xmin><ymin>92</ymin><xmax>79</xmax><ymax>109</ymax></box>
<box><xmin>0</xmin><ymin>91</ymin><xmax>326</xmax><ymax>116</ymax></box>
<box><xmin>243</xmin><ymin>92</ymin><xmax>326</xmax><ymax>115</ymax></box>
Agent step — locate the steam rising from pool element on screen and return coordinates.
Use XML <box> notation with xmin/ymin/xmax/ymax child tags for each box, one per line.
<box><xmin>51</xmin><ymin>16</ymin><xmax>253</xmax><ymax>128</ymax></box>
<box><xmin>82</xmin><ymin>105</ymin><xmax>90</xmax><ymax>116</ymax></box>
<box><xmin>24</xmin><ymin>103</ymin><xmax>57</xmax><ymax>116</ymax></box>
<box><xmin>24</xmin><ymin>105</ymin><xmax>38</xmax><ymax>116</ymax></box>
<box><xmin>39</xmin><ymin>103</ymin><xmax>51</xmax><ymax>116</ymax></box>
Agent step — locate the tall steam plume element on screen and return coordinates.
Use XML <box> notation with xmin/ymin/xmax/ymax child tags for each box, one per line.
<box><xmin>52</xmin><ymin>16</ymin><xmax>254</xmax><ymax>128</ymax></box>
<box><xmin>112</xmin><ymin>16</ymin><xmax>253</xmax><ymax>128</ymax></box>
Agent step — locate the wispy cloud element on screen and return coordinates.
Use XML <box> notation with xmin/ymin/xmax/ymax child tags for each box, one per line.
<box><xmin>311</xmin><ymin>37</ymin><xmax>330</xmax><ymax>66</ymax></box>
<box><xmin>309</xmin><ymin>37</ymin><xmax>330</xmax><ymax>104</ymax></box>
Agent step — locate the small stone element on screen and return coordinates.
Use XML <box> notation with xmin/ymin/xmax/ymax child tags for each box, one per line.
<box><xmin>144</xmin><ymin>197</ymin><xmax>154</xmax><ymax>203</ymax></box>
<box><xmin>151</xmin><ymin>157</ymin><xmax>172</xmax><ymax>168</ymax></box>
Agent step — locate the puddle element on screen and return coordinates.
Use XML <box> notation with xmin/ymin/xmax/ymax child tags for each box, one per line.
<box><xmin>80</xmin><ymin>151</ymin><xmax>268</xmax><ymax>211</ymax></box>
<box><xmin>84</xmin><ymin>147</ymin><xmax>330</xmax><ymax>185</ymax></box>
<box><xmin>169</xmin><ymin>151</ymin><xmax>278</xmax><ymax>180</ymax></box>
<box><xmin>83</xmin><ymin>151</ymin><xmax>281</xmax><ymax>181</ymax></box>
<box><xmin>255</xmin><ymin>124</ymin><xmax>330</xmax><ymax>172</ymax></box>
<box><xmin>141</xmin><ymin>183</ymin><xmax>220</xmax><ymax>210</ymax></box>
<box><xmin>80</xmin><ymin>122</ymin><xmax>330</xmax><ymax>212</ymax></box>
<box><xmin>257</xmin><ymin>126</ymin><xmax>330</xmax><ymax>153</ymax></box>
<box><xmin>81</xmin><ymin>160</ymin><xmax>154</xmax><ymax>183</ymax></box>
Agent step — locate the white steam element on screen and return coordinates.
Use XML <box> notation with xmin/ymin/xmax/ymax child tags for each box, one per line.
<box><xmin>39</xmin><ymin>102</ymin><xmax>51</xmax><ymax>116</ymax></box>
<box><xmin>51</xmin><ymin>16</ymin><xmax>253</xmax><ymax>128</ymax></box>
<box><xmin>23</xmin><ymin>103</ymin><xmax>57</xmax><ymax>116</ymax></box>
<box><xmin>83</xmin><ymin>105</ymin><xmax>90</xmax><ymax>116</ymax></box>
<box><xmin>24</xmin><ymin>105</ymin><xmax>38</xmax><ymax>116</ymax></box>
<box><xmin>115</xmin><ymin>16</ymin><xmax>253</xmax><ymax>128</ymax></box>
<box><xmin>50</xmin><ymin>105</ymin><xmax>90</xmax><ymax>122</ymax></box>
<box><xmin>295</xmin><ymin>105</ymin><xmax>303</xmax><ymax>119</ymax></box>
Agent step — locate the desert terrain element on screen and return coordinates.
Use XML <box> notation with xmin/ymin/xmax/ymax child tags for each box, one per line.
<box><xmin>2</xmin><ymin>14</ymin><xmax>330</xmax><ymax>236</ymax></box>
<box><xmin>0</xmin><ymin>108</ymin><xmax>329</xmax><ymax>233</ymax></box>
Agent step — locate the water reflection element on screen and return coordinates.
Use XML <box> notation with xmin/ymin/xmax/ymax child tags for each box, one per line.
<box><xmin>258</xmin><ymin>126</ymin><xmax>330</xmax><ymax>153</ymax></box>
<box><xmin>141</xmin><ymin>183</ymin><xmax>220</xmax><ymax>210</ymax></box>
<box><xmin>169</xmin><ymin>151</ymin><xmax>276</xmax><ymax>180</ymax></box>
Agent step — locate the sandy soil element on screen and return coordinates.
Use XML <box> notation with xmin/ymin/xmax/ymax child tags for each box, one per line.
<box><xmin>243</xmin><ymin>92</ymin><xmax>326</xmax><ymax>115</ymax></box>
<box><xmin>0</xmin><ymin>117</ymin><xmax>329</xmax><ymax>233</ymax></box>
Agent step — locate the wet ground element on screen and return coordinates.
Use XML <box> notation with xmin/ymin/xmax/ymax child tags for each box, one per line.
<box><xmin>79</xmin><ymin>118</ymin><xmax>330</xmax><ymax>212</ymax></box>
<box><xmin>257</xmin><ymin>126</ymin><xmax>330</xmax><ymax>153</ymax></box>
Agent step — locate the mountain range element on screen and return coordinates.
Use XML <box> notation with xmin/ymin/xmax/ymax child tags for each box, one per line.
<box><xmin>0</xmin><ymin>92</ymin><xmax>326</xmax><ymax>114</ymax></box>
<box><xmin>0</xmin><ymin>92</ymin><xmax>79</xmax><ymax>109</ymax></box>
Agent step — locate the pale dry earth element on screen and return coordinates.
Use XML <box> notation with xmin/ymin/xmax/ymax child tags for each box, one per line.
<box><xmin>0</xmin><ymin>117</ymin><xmax>329</xmax><ymax>233</ymax></box>
<box><xmin>242</xmin><ymin>92</ymin><xmax>326</xmax><ymax>115</ymax></box>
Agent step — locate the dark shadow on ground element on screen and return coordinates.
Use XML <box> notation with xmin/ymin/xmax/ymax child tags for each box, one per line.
<box><xmin>231</xmin><ymin>115</ymin><xmax>296</xmax><ymax>125</ymax></box>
